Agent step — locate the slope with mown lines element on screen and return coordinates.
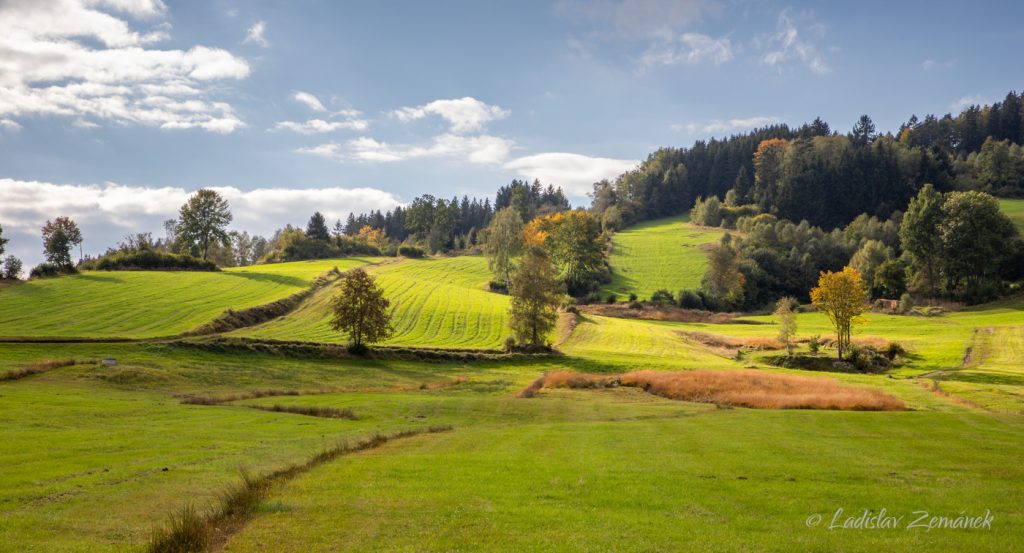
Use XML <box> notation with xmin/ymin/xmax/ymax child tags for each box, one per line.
<box><xmin>602</xmin><ymin>215</ymin><xmax>724</xmax><ymax>301</ymax></box>
<box><xmin>232</xmin><ymin>257</ymin><xmax>511</xmax><ymax>349</ymax></box>
<box><xmin>999</xmin><ymin>198</ymin><xmax>1024</xmax><ymax>232</ymax></box>
<box><xmin>0</xmin><ymin>258</ymin><xmax>378</xmax><ymax>339</ymax></box>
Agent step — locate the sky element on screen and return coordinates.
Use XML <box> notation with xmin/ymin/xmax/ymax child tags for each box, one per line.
<box><xmin>2</xmin><ymin>0</ymin><xmax>1023</xmax><ymax>270</ymax></box>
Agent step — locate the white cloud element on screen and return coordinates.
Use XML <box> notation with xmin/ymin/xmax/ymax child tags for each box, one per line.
<box><xmin>640</xmin><ymin>32</ymin><xmax>733</xmax><ymax>68</ymax></box>
<box><xmin>0</xmin><ymin>118</ymin><xmax>22</xmax><ymax>130</ymax></box>
<box><xmin>243</xmin><ymin>20</ymin><xmax>269</xmax><ymax>47</ymax></box>
<box><xmin>503</xmin><ymin>152</ymin><xmax>637</xmax><ymax>196</ymax></box>
<box><xmin>674</xmin><ymin>115</ymin><xmax>782</xmax><ymax>135</ymax></box>
<box><xmin>950</xmin><ymin>94</ymin><xmax>984</xmax><ymax>111</ymax></box>
<box><xmin>758</xmin><ymin>9</ymin><xmax>830</xmax><ymax>75</ymax></box>
<box><xmin>0</xmin><ymin>0</ymin><xmax>250</xmax><ymax>132</ymax></box>
<box><xmin>292</xmin><ymin>91</ymin><xmax>327</xmax><ymax>112</ymax></box>
<box><xmin>273</xmin><ymin>115</ymin><xmax>368</xmax><ymax>134</ymax></box>
<box><xmin>0</xmin><ymin>179</ymin><xmax>403</xmax><ymax>268</ymax></box>
<box><xmin>392</xmin><ymin>97</ymin><xmax>510</xmax><ymax>133</ymax></box>
<box><xmin>299</xmin><ymin>133</ymin><xmax>514</xmax><ymax>165</ymax></box>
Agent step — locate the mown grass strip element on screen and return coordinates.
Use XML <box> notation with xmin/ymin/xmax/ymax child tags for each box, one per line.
<box><xmin>147</xmin><ymin>426</ymin><xmax>453</xmax><ymax>553</ymax></box>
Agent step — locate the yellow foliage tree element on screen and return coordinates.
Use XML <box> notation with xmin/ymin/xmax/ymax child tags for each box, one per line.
<box><xmin>810</xmin><ymin>266</ymin><xmax>868</xmax><ymax>360</ymax></box>
<box><xmin>356</xmin><ymin>225</ymin><xmax>388</xmax><ymax>250</ymax></box>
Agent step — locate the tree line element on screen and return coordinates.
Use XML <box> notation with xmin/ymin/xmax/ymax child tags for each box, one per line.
<box><xmin>591</xmin><ymin>89</ymin><xmax>1024</xmax><ymax>231</ymax></box>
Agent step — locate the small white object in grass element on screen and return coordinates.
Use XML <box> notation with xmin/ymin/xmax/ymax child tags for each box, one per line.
<box><xmin>101</xmin><ymin>358</ymin><xmax>118</xmax><ymax>366</ymax></box>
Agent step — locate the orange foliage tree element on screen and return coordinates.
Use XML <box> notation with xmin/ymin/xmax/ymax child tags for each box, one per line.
<box><xmin>810</xmin><ymin>266</ymin><xmax>868</xmax><ymax>360</ymax></box>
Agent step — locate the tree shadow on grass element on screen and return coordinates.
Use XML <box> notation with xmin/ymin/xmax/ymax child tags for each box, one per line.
<box><xmin>220</xmin><ymin>271</ymin><xmax>307</xmax><ymax>288</ymax></box>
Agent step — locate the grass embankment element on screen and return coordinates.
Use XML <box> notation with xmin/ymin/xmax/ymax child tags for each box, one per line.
<box><xmin>602</xmin><ymin>215</ymin><xmax>724</xmax><ymax>300</ymax></box>
<box><xmin>0</xmin><ymin>258</ymin><xmax>378</xmax><ymax>339</ymax></box>
<box><xmin>233</xmin><ymin>257</ymin><xmax>510</xmax><ymax>349</ymax></box>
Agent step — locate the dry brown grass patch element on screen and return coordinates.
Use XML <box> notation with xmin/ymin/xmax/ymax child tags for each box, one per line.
<box><xmin>249</xmin><ymin>404</ymin><xmax>357</xmax><ymax>419</ymax></box>
<box><xmin>523</xmin><ymin>369</ymin><xmax>905</xmax><ymax>411</ymax></box>
<box><xmin>679</xmin><ymin>331</ymin><xmax>783</xmax><ymax>351</ymax></box>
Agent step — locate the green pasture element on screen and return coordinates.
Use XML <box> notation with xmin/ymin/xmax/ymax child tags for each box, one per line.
<box><xmin>602</xmin><ymin>215</ymin><xmax>724</xmax><ymax>300</ymax></box>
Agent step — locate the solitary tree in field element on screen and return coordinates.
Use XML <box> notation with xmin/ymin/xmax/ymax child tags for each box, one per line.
<box><xmin>177</xmin><ymin>189</ymin><xmax>233</xmax><ymax>260</ymax></box>
<box><xmin>483</xmin><ymin>206</ymin><xmax>524</xmax><ymax>286</ymax></box>
<box><xmin>329</xmin><ymin>268</ymin><xmax>393</xmax><ymax>353</ymax></box>
<box><xmin>810</xmin><ymin>267</ymin><xmax>868</xmax><ymax>360</ymax></box>
<box><xmin>774</xmin><ymin>297</ymin><xmax>798</xmax><ymax>357</ymax></box>
<box><xmin>508</xmin><ymin>246</ymin><xmax>561</xmax><ymax>348</ymax></box>
<box><xmin>41</xmin><ymin>217</ymin><xmax>82</xmax><ymax>270</ymax></box>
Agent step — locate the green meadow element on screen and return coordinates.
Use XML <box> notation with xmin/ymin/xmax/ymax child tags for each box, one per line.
<box><xmin>602</xmin><ymin>215</ymin><xmax>724</xmax><ymax>300</ymax></box>
<box><xmin>0</xmin><ymin>258</ymin><xmax>377</xmax><ymax>339</ymax></box>
<box><xmin>0</xmin><ymin>248</ymin><xmax>1022</xmax><ymax>552</ymax></box>
<box><xmin>999</xmin><ymin>197</ymin><xmax>1024</xmax><ymax>231</ymax></box>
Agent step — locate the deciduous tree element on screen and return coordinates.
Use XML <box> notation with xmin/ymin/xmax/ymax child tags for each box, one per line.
<box><xmin>329</xmin><ymin>268</ymin><xmax>393</xmax><ymax>352</ymax></box>
<box><xmin>774</xmin><ymin>297</ymin><xmax>798</xmax><ymax>357</ymax></box>
<box><xmin>810</xmin><ymin>267</ymin><xmax>868</xmax><ymax>360</ymax></box>
<box><xmin>483</xmin><ymin>206</ymin><xmax>524</xmax><ymax>285</ymax></box>
<box><xmin>508</xmin><ymin>246</ymin><xmax>561</xmax><ymax>348</ymax></box>
<box><xmin>41</xmin><ymin>217</ymin><xmax>82</xmax><ymax>270</ymax></box>
<box><xmin>177</xmin><ymin>189</ymin><xmax>233</xmax><ymax>260</ymax></box>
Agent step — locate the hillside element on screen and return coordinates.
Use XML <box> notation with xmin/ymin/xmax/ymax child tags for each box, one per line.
<box><xmin>232</xmin><ymin>256</ymin><xmax>510</xmax><ymax>349</ymax></box>
<box><xmin>602</xmin><ymin>215</ymin><xmax>724</xmax><ymax>300</ymax></box>
<box><xmin>0</xmin><ymin>258</ymin><xmax>378</xmax><ymax>339</ymax></box>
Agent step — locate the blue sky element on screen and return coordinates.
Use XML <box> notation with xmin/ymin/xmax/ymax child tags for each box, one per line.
<box><xmin>1</xmin><ymin>0</ymin><xmax>1023</xmax><ymax>269</ymax></box>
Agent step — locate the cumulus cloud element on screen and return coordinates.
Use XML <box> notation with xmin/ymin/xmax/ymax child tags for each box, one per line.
<box><xmin>758</xmin><ymin>9</ymin><xmax>830</xmax><ymax>75</ymax></box>
<box><xmin>392</xmin><ymin>97</ymin><xmax>510</xmax><ymax>133</ymax></box>
<box><xmin>503</xmin><ymin>152</ymin><xmax>636</xmax><ymax>197</ymax></box>
<box><xmin>0</xmin><ymin>0</ymin><xmax>250</xmax><ymax>132</ymax></box>
<box><xmin>674</xmin><ymin>116</ymin><xmax>782</xmax><ymax>136</ymax></box>
<box><xmin>0</xmin><ymin>179</ymin><xmax>403</xmax><ymax>267</ymax></box>
<box><xmin>298</xmin><ymin>133</ymin><xmax>514</xmax><ymax>165</ymax></box>
<box><xmin>243</xmin><ymin>20</ymin><xmax>269</xmax><ymax>47</ymax></box>
<box><xmin>640</xmin><ymin>32</ymin><xmax>733</xmax><ymax>68</ymax></box>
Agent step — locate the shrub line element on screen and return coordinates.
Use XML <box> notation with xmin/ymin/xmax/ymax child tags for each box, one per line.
<box><xmin>147</xmin><ymin>426</ymin><xmax>453</xmax><ymax>553</ymax></box>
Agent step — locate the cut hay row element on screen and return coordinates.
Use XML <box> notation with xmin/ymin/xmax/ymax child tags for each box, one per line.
<box><xmin>524</xmin><ymin>369</ymin><xmax>906</xmax><ymax>411</ymax></box>
<box><xmin>147</xmin><ymin>426</ymin><xmax>452</xmax><ymax>553</ymax></box>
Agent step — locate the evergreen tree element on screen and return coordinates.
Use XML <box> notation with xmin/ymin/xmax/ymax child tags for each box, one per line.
<box><xmin>306</xmin><ymin>211</ymin><xmax>330</xmax><ymax>242</ymax></box>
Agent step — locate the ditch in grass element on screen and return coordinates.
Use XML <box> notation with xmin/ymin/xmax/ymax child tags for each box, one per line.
<box><xmin>521</xmin><ymin>369</ymin><xmax>905</xmax><ymax>411</ymax></box>
<box><xmin>0</xmin><ymin>358</ymin><xmax>88</xmax><ymax>381</ymax></box>
<box><xmin>148</xmin><ymin>426</ymin><xmax>453</xmax><ymax>553</ymax></box>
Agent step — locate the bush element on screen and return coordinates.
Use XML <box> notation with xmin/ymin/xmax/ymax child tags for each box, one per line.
<box><xmin>628</xmin><ymin>293</ymin><xmax>638</xmax><ymax>302</ymax></box>
<box><xmin>80</xmin><ymin>250</ymin><xmax>218</xmax><ymax>271</ymax></box>
<box><xmin>676</xmin><ymin>289</ymin><xmax>703</xmax><ymax>309</ymax></box>
<box><xmin>398</xmin><ymin>245</ymin><xmax>425</xmax><ymax>258</ymax></box>
<box><xmin>29</xmin><ymin>262</ymin><xmax>75</xmax><ymax>279</ymax></box>
<box><xmin>629</xmin><ymin>301</ymin><xmax>643</xmax><ymax>310</ymax></box>
<box><xmin>808</xmin><ymin>335</ymin><xmax>822</xmax><ymax>354</ymax></box>
<box><xmin>884</xmin><ymin>341</ymin><xmax>906</xmax><ymax>360</ymax></box>
<box><xmin>488</xmin><ymin>280</ymin><xmax>509</xmax><ymax>294</ymax></box>
<box><xmin>649</xmin><ymin>289</ymin><xmax>675</xmax><ymax>305</ymax></box>
<box><xmin>503</xmin><ymin>336</ymin><xmax>517</xmax><ymax>353</ymax></box>
<box><xmin>606</xmin><ymin>293</ymin><xmax>617</xmax><ymax>304</ymax></box>
<box><xmin>898</xmin><ymin>293</ymin><xmax>914</xmax><ymax>314</ymax></box>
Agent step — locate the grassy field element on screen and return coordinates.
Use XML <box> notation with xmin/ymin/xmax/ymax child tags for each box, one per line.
<box><xmin>0</xmin><ymin>248</ymin><xmax>1022</xmax><ymax>551</ymax></box>
<box><xmin>0</xmin><ymin>258</ymin><xmax>377</xmax><ymax>339</ymax></box>
<box><xmin>0</xmin><ymin>341</ymin><xmax>1020</xmax><ymax>552</ymax></box>
<box><xmin>999</xmin><ymin>197</ymin><xmax>1024</xmax><ymax>231</ymax></box>
<box><xmin>603</xmin><ymin>215</ymin><xmax>724</xmax><ymax>301</ymax></box>
<box><xmin>234</xmin><ymin>257</ymin><xmax>510</xmax><ymax>349</ymax></box>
